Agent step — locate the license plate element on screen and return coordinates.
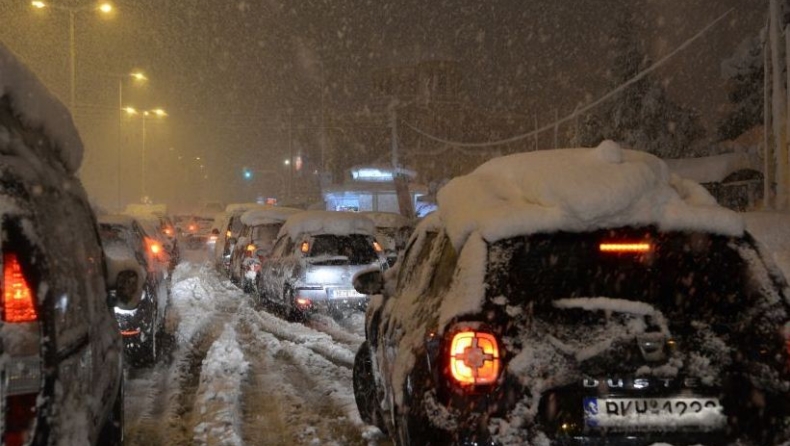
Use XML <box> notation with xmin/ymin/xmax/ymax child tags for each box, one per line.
<box><xmin>583</xmin><ymin>397</ymin><xmax>726</xmax><ymax>431</ymax></box>
<box><xmin>328</xmin><ymin>288</ymin><xmax>364</xmax><ymax>299</ymax></box>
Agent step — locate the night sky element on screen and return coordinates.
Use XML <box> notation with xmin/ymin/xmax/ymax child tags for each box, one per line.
<box><xmin>0</xmin><ymin>0</ymin><xmax>764</xmax><ymax>211</ymax></box>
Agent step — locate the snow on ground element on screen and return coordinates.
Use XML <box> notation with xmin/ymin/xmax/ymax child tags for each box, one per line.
<box><xmin>124</xmin><ymin>245</ymin><xmax>388</xmax><ymax>446</ymax></box>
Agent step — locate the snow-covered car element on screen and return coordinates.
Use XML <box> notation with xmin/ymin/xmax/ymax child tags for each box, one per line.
<box><xmin>360</xmin><ymin>211</ymin><xmax>414</xmax><ymax>267</ymax></box>
<box><xmin>229</xmin><ymin>206</ymin><xmax>302</xmax><ymax>293</ymax></box>
<box><xmin>0</xmin><ymin>45</ymin><xmax>123</xmax><ymax>445</ymax></box>
<box><xmin>126</xmin><ymin>210</ymin><xmax>180</xmax><ymax>273</ymax></box>
<box><xmin>352</xmin><ymin>141</ymin><xmax>790</xmax><ymax>446</ymax></box>
<box><xmin>258</xmin><ymin>210</ymin><xmax>387</xmax><ymax>320</ymax></box>
<box><xmin>212</xmin><ymin>203</ymin><xmax>266</xmax><ymax>275</ymax></box>
<box><xmin>98</xmin><ymin>215</ymin><xmax>169</xmax><ymax>365</ymax></box>
<box><xmin>181</xmin><ymin>214</ymin><xmax>217</xmax><ymax>249</ymax></box>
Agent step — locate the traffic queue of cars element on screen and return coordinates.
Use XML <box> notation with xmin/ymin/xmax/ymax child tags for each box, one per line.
<box><xmin>351</xmin><ymin>142</ymin><xmax>790</xmax><ymax>446</ymax></box>
<box><xmin>6</xmin><ymin>35</ymin><xmax>790</xmax><ymax>446</ymax></box>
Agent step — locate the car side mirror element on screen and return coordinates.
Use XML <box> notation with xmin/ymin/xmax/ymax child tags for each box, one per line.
<box><xmin>353</xmin><ymin>268</ymin><xmax>384</xmax><ymax>296</ymax></box>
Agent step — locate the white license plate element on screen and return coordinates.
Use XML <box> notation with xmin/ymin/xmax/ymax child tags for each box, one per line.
<box><xmin>583</xmin><ymin>397</ymin><xmax>726</xmax><ymax>431</ymax></box>
<box><xmin>328</xmin><ymin>288</ymin><xmax>364</xmax><ymax>299</ymax></box>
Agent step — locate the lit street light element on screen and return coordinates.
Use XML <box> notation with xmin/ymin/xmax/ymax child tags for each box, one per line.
<box><xmin>116</xmin><ymin>71</ymin><xmax>147</xmax><ymax>210</ymax></box>
<box><xmin>31</xmin><ymin>1</ymin><xmax>115</xmax><ymax>111</ymax></box>
<box><xmin>124</xmin><ymin>107</ymin><xmax>168</xmax><ymax>200</ymax></box>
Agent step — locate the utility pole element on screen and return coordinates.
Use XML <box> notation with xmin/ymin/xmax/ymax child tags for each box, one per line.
<box><xmin>389</xmin><ymin>100</ymin><xmax>415</xmax><ymax>219</ymax></box>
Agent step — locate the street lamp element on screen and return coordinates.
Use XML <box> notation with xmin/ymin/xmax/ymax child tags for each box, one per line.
<box><xmin>115</xmin><ymin>71</ymin><xmax>146</xmax><ymax>210</ymax></box>
<box><xmin>30</xmin><ymin>1</ymin><xmax>115</xmax><ymax>111</ymax></box>
<box><xmin>124</xmin><ymin>107</ymin><xmax>168</xmax><ymax>200</ymax></box>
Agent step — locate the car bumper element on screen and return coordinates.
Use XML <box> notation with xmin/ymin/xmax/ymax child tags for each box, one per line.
<box><xmin>293</xmin><ymin>287</ymin><xmax>369</xmax><ymax>311</ymax></box>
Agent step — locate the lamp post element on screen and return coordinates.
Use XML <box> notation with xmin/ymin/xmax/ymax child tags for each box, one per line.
<box><xmin>117</xmin><ymin>72</ymin><xmax>147</xmax><ymax>210</ymax></box>
<box><xmin>31</xmin><ymin>1</ymin><xmax>114</xmax><ymax>111</ymax></box>
<box><xmin>123</xmin><ymin>107</ymin><xmax>167</xmax><ymax>201</ymax></box>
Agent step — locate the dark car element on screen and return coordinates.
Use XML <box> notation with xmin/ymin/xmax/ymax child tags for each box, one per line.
<box><xmin>258</xmin><ymin>210</ymin><xmax>387</xmax><ymax>320</ymax></box>
<box><xmin>98</xmin><ymin>215</ymin><xmax>169</xmax><ymax>365</ymax></box>
<box><xmin>0</xmin><ymin>45</ymin><xmax>123</xmax><ymax>445</ymax></box>
<box><xmin>228</xmin><ymin>206</ymin><xmax>302</xmax><ymax>293</ymax></box>
<box><xmin>352</xmin><ymin>143</ymin><xmax>790</xmax><ymax>446</ymax></box>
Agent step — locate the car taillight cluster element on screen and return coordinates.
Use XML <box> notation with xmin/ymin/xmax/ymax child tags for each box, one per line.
<box><xmin>447</xmin><ymin>330</ymin><xmax>501</xmax><ymax>386</ymax></box>
<box><xmin>145</xmin><ymin>237</ymin><xmax>163</xmax><ymax>259</ymax></box>
<box><xmin>2</xmin><ymin>253</ymin><xmax>41</xmax><ymax>446</ymax></box>
<box><xmin>2</xmin><ymin>252</ymin><xmax>38</xmax><ymax>323</ymax></box>
<box><xmin>246</xmin><ymin>243</ymin><xmax>256</xmax><ymax>257</ymax></box>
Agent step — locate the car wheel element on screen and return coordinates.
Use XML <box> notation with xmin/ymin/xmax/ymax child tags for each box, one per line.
<box><xmin>98</xmin><ymin>374</ymin><xmax>124</xmax><ymax>446</ymax></box>
<box><xmin>353</xmin><ymin>341</ymin><xmax>388</xmax><ymax>434</ymax></box>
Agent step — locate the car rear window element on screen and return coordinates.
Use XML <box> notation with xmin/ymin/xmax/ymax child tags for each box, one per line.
<box><xmin>308</xmin><ymin>234</ymin><xmax>378</xmax><ymax>265</ymax></box>
<box><xmin>487</xmin><ymin>227</ymin><xmax>756</xmax><ymax>327</ymax></box>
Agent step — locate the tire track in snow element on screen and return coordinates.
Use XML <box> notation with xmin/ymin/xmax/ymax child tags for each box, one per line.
<box><xmin>236</xmin><ymin>312</ymin><xmax>384</xmax><ymax>445</ymax></box>
<box><xmin>241</xmin><ymin>303</ymin><xmax>359</xmax><ymax>369</ymax></box>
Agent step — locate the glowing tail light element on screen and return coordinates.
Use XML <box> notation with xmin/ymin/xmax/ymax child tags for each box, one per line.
<box><xmin>226</xmin><ymin>230</ymin><xmax>232</xmax><ymax>238</ymax></box>
<box><xmin>145</xmin><ymin>237</ymin><xmax>162</xmax><ymax>257</ymax></box>
<box><xmin>599</xmin><ymin>242</ymin><xmax>652</xmax><ymax>253</ymax></box>
<box><xmin>300</xmin><ymin>241</ymin><xmax>310</xmax><ymax>253</ymax></box>
<box><xmin>2</xmin><ymin>252</ymin><xmax>38</xmax><ymax>323</ymax></box>
<box><xmin>448</xmin><ymin>331</ymin><xmax>501</xmax><ymax>386</ymax></box>
<box><xmin>163</xmin><ymin>227</ymin><xmax>174</xmax><ymax>237</ymax></box>
<box><xmin>246</xmin><ymin>244</ymin><xmax>256</xmax><ymax>257</ymax></box>
<box><xmin>373</xmin><ymin>241</ymin><xmax>383</xmax><ymax>253</ymax></box>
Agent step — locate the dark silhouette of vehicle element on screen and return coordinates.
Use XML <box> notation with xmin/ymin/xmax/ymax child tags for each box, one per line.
<box><xmin>353</xmin><ymin>143</ymin><xmax>790</xmax><ymax>446</ymax></box>
<box><xmin>0</xmin><ymin>44</ymin><xmax>124</xmax><ymax>446</ymax></box>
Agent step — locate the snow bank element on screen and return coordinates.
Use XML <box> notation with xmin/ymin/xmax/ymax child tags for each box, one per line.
<box><xmin>0</xmin><ymin>43</ymin><xmax>82</xmax><ymax>173</ymax></box>
<box><xmin>279</xmin><ymin>210</ymin><xmax>376</xmax><ymax>238</ymax></box>
<box><xmin>437</xmin><ymin>141</ymin><xmax>744</xmax><ymax>251</ymax></box>
<box><xmin>193</xmin><ymin>324</ymin><xmax>249</xmax><ymax>446</ymax></box>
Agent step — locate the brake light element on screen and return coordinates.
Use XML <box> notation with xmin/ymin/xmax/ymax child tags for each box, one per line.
<box><xmin>226</xmin><ymin>230</ymin><xmax>232</xmax><ymax>238</ymax></box>
<box><xmin>373</xmin><ymin>241</ymin><xmax>383</xmax><ymax>253</ymax></box>
<box><xmin>448</xmin><ymin>330</ymin><xmax>501</xmax><ymax>386</ymax></box>
<box><xmin>163</xmin><ymin>227</ymin><xmax>174</xmax><ymax>237</ymax></box>
<box><xmin>2</xmin><ymin>252</ymin><xmax>38</xmax><ymax>323</ymax></box>
<box><xmin>189</xmin><ymin>224</ymin><xmax>197</xmax><ymax>232</ymax></box>
<box><xmin>599</xmin><ymin>242</ymin><xmax>652</xmax><ymax>253</ymax></box>
<box><xmin>246</xmin><ymin>244</ymin><xmax>256</xmax><ymax>257</ymax></box>
<box><xmin>300</xmin><ymin>241</ymin><xmax>310</xmax><ymax>253</ymax></box>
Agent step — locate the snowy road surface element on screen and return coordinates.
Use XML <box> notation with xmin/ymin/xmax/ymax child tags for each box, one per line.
<box><xmin>124</xmin><ymin>249</ymin><xmax>389</xmax><ymax>446</ymax></box>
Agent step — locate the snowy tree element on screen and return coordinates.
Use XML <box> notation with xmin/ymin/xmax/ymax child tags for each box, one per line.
<box><xmin>717</xmin><ymin>35</ymin><xmax>764</xmax><ymax>142</ymax></box>
<box><xmin>579</xmin><ymin>15</ymin><xmax>705</xmax><ymax>158</ymax></box>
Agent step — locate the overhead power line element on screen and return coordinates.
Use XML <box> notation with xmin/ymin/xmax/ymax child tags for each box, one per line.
<box><xmin>402</xmin><ymin>7</ymin><xmax>735</xmax><ymax>150</ymax></box>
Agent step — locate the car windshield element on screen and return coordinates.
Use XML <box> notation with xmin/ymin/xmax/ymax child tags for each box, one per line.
<box><xmin>308</xmin><ymin>234</ymin><xmax>378</xmax><ymax>265</ymax></box>
<box><xmin>487</xmin><ymin>228</ymin><xmax>755</xmax><ymax>326</ymax></box>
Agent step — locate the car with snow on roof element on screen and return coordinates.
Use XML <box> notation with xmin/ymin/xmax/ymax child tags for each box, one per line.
<box><xmin>0</xmin><ymin>44</ymin><xmax>123</xmax><ymax>445</ymax></box>
<box><xmin>212</xmin><ymin>202</ymin><xmax>268</xmax><ymax>275</ymax></box>
<box><xmin>257</xmin><ymin>210</ymin><xmax>387</xmax><ymax>320</ymax></box>
<box><xmin>98</xmin><ymin>214</ymin><xmax>169</xmax><ymax>365</ymax></box>
<box><xmin>351</xmin><ymin>141</ymin><xmax>790</xmax><ymax>446</ymax></box>
<box><xmin>228</xmin><ymin>206</ymin><xmax>302</xmax><ymax>294</ymax></box>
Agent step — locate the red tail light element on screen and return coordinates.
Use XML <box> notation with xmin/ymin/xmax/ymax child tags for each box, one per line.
<box><xmin>3</xmin><ymin>252</ymin><xmax>38</xmax><ymax>323</ymax></box>
<box><xmin>226</xmin><ymin>230</ymin><xmax>232</xmax><ymax>238</ymax></box>
<box><xmin>448</xmin><ymin>330</ymin><xmax>501</xmax><ymax>386</ymax></box>
<box><xmin>145</xmin><ymin>237</ymin><xmax>162</xmax><ymax>258</ymax></box>
<box><xmin>189</xmin><ymin>224</ymin><xmax>197</xmax><ymax>232</ymax></box>
<box><xmin>163</xmin><ymin>227</ymin><xmax>174</xmax><ymax>237</ymax></box>
<box><xmin>373</xmin><ymin>241</ymin><xmax>383</xmax><ymax>253</ymax></box>
<box><xmin>300</xmin><ymin>241</ymin><xmax>310</xmax><ymax>253</ymax></box>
